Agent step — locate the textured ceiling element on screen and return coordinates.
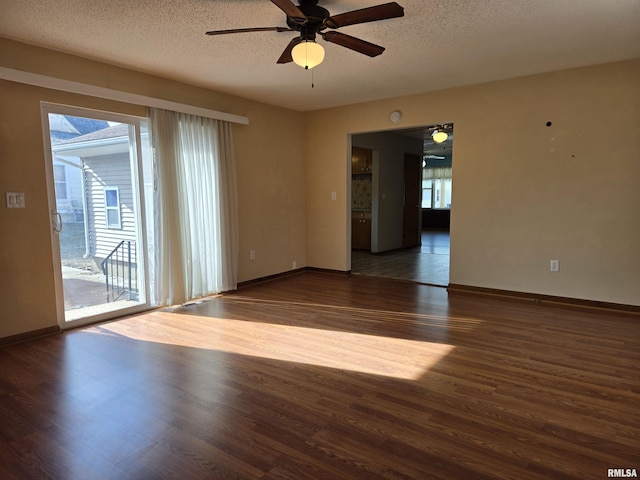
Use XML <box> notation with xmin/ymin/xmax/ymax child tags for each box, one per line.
<box><xmin>1</xmin><ymin>0</ymin><xmax>639</xmax><ymax>112</ymax></box>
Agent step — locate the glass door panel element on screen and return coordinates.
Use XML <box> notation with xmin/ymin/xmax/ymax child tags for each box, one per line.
<box><xmin>44</xmin><ymin>108</ymin><xmax>150</xmax><ymax>325</ymax></box>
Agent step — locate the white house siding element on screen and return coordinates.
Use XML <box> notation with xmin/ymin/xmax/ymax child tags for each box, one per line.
<box><xmin>53</xmin><ymin>159</ymin><xmax>85</xmax><ymax>223</ymax></box>
<box><xmin>83</xmin><ymin>153</ymin><xmax>138</xmax><ymax>266</ymax></box>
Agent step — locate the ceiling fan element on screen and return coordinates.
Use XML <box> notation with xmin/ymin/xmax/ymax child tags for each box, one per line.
<box><xmin>205</xmin><ymin>0</ymin><xmax>404</xmax><ymax>69</ymax></box>
<box><xmin>428</xmin><ymin>124</ymin><xmax>453</xmax><ymax>144</ymax></box>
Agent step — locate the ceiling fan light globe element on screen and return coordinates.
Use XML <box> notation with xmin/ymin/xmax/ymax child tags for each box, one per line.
<box><xmin>432</xmin><ymin>130</ymin><xmax>448</xmax><ymax>143</ymax></box>
<box><xmin>292</xmin><ymin>41</ymin><xmax>325</xmax><ymax>69</ymax></box>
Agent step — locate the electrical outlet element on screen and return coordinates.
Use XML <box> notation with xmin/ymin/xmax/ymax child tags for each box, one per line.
<box><xmin>292</xmin><ymin>260</ymin><xmax>297</xmax><ymax>269</ymax></box>
<box><xmin>550</xmin><ymin>260</ymin><xmax>559</xmax><ymax>272</ymax></box>
<box><xmin>250</xmin><ymin>250</ymin><xmax>256</xmax><ymax>261</ymax></box>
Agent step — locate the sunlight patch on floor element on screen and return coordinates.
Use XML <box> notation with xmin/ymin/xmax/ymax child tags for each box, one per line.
<box><xmin>100</xmin><ymin>312</ymin><xmax>456</xmax><ymax>380</ymax></box>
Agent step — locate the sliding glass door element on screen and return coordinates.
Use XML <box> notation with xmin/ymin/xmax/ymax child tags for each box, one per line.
<box><xmin>42</xmin><ymin>104</ymin><xmax>152</xmax><ymax>327</ymax></box>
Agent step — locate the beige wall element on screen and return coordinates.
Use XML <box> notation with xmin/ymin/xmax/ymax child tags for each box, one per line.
<box><xmin>1</xmin><ymin>36</ymin><xmax>638</xmax><ymax>342</ymax></box>
<box><xmin>233</xmin><ymin>104</ymin><xmax>306</xmax><ymax>279</ymax></box>
<box><xmin>305</xmin><ymin>59</ymin><xmax>640</xmax><ymax>306</ymax></box>
<box><xmin>0</xmin><ymin>38</ymin><xmax>306</xmax><ymax>339</ymax></box>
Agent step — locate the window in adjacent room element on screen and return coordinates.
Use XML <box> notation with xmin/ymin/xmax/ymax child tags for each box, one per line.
<box><xmin>422</xmin><ymin>167</ymin><xmax>452</xmax><ymax>209</ymax></box>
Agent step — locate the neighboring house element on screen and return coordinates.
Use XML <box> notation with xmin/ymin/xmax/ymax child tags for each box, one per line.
<box><xmin>51</xmin><ymin>123</ymin><xmax>137</xmax><ymax>270</ymax></box>
<box><xmin>49</xmin><ymin>114</ymin><xmax>109</xmax><ymax>224</ymax></box>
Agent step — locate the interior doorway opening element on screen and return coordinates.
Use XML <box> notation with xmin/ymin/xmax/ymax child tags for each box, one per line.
<box><xmin>349</xmin><ymin>123</ymin><xmax>453</xmax><ymax>287</ymax></box>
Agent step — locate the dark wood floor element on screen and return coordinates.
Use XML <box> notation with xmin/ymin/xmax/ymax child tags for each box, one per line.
<box><xmin>1</xmin><ymin>272</ymin><xmax>638</xmax><ymax>479</ymax></box>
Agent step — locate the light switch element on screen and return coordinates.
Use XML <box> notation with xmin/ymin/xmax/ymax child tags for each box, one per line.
<box><xmin>6</xmin><ymin>192</ymin><xmax>25</xmax><ymax>208</ymax></box>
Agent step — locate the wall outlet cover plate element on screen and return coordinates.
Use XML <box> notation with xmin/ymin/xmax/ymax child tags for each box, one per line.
<box><xmin>6</xmin><ymin>192</ymin><xmax>25</xmax><ymax>208</ymax></box>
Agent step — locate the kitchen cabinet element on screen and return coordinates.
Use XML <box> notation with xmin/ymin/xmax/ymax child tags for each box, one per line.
<box><xmin>352</xmin><ymin>146</ymin><xmax>373</xmax><ymax>174</ymax></box>
<box><xmin>352</xmin><ymin>212</ymin><xmax>371</xmax><ymax>250</ymax></box>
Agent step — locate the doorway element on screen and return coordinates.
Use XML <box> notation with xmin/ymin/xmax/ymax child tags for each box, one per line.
<box><xmin>350</xmin><ymin>124</ymin><xmax>452</xmax><ymax>286</ymax></box>
<box><xmin>42</xmin><ymin>105</ymin><xmax>152</xmax><ymax>327</ymax></box>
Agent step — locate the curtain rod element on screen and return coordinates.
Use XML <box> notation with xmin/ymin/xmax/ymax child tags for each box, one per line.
<box><xmin>0</xmin><ymin>67</ymin><xmax>249</xmax><ymax>126</ymax></box>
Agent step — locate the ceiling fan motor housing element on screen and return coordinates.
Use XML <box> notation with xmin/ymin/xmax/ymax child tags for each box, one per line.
<box><xmin>287</xmin><ymin>1</ymin><xmax>330</xmax><ymax>40</ymax></box>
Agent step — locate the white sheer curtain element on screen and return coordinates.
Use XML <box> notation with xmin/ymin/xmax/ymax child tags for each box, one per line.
<box><xmin>149</xmin><ymin>108</ymin><xmax>238</xmax><ymax>306</ymax></box>
<box><xmin>423</xmin><ymin>166</ymin><xmax>452</xmax><ymax>180</ymax></box>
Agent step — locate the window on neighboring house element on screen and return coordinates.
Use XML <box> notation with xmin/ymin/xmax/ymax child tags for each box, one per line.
<box><xmin>104</xmin><ymin>187</ymin><xmax>122</xmax><ymax>229</ymax></box>
<box><xmin>422</xmin><ymin>167</ymin><xmax>452</xmax><ymax>209</ymax></box>
<box><xmin>54</xmin><ymin>165</ymin><xmax>67</xmax><ymax>200</ymax></box>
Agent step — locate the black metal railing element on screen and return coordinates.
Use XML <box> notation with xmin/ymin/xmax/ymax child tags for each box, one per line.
<box><xmin>101</xmin><ymin>240</ymin><xmax>138</xmax><ymax>302</ymax></box>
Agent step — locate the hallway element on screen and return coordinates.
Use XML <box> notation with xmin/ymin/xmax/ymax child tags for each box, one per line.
<box><xmin>351</xmin><ymin>230</ymin><xmax>450</xmax><ymax>286</ymax></box>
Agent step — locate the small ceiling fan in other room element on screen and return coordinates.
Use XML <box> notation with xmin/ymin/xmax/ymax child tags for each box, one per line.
<box><xmin>205</xmin><ymin>0</ymin><xmax>404</xmax><ymax>69</ymax></box>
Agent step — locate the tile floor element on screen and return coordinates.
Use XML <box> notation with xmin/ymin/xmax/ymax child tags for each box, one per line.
<box><xmin>351</xmin><ymin>230</ymin><xmax>450</xmax><ymax>286</ymax></box>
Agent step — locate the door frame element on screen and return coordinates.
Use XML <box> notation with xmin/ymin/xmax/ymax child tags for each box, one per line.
<box><xmin>41</xmin><ymin>102</ymin><xmax>152</xmax><ymax>329</ymax></box>
<box><xmin>348</xmin><ymin>125</ymin><xmax>453</xmax><ymax>284</ymax></box>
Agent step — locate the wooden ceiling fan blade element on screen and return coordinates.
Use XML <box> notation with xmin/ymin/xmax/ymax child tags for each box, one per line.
<box><xmin>324</xmin><ymin>2</ymin><xmax>404</xmax><ymax>29</ymax></box>
<box><xmin>277</xmin><ymin>37</ymin><xmax>303</xmax><ymax>64</ymax></box>
<box><xmin>270</xmin><ymin>0</ymin><xmax>307</xmax><ymax>24</ymax></box>
<box><xmin>205</xmin><ymin>27</ymin><xmax>292</xmax><ymax>35</ymax></box>
<box><xmin>322</xmin><ymin>31</ymin><xmax>385</xmax><ymax>57</ymax></box>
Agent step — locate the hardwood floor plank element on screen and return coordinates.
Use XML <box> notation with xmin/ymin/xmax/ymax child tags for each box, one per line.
<box><xmin>1</xmin><ymin>272</ymin><xmax>638</xmax><ymax>479</ymax></box>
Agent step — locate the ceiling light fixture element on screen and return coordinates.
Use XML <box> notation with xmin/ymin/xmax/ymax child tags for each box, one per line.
<box><xmin>292</xmin><ymin>40</ymin><xmax>325</xmax><ymax>69</ymax></box>
<box><xmin>432</xmin><ymin>129</ymin><xmax>448</xmax><ymax>144</ymax></box>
